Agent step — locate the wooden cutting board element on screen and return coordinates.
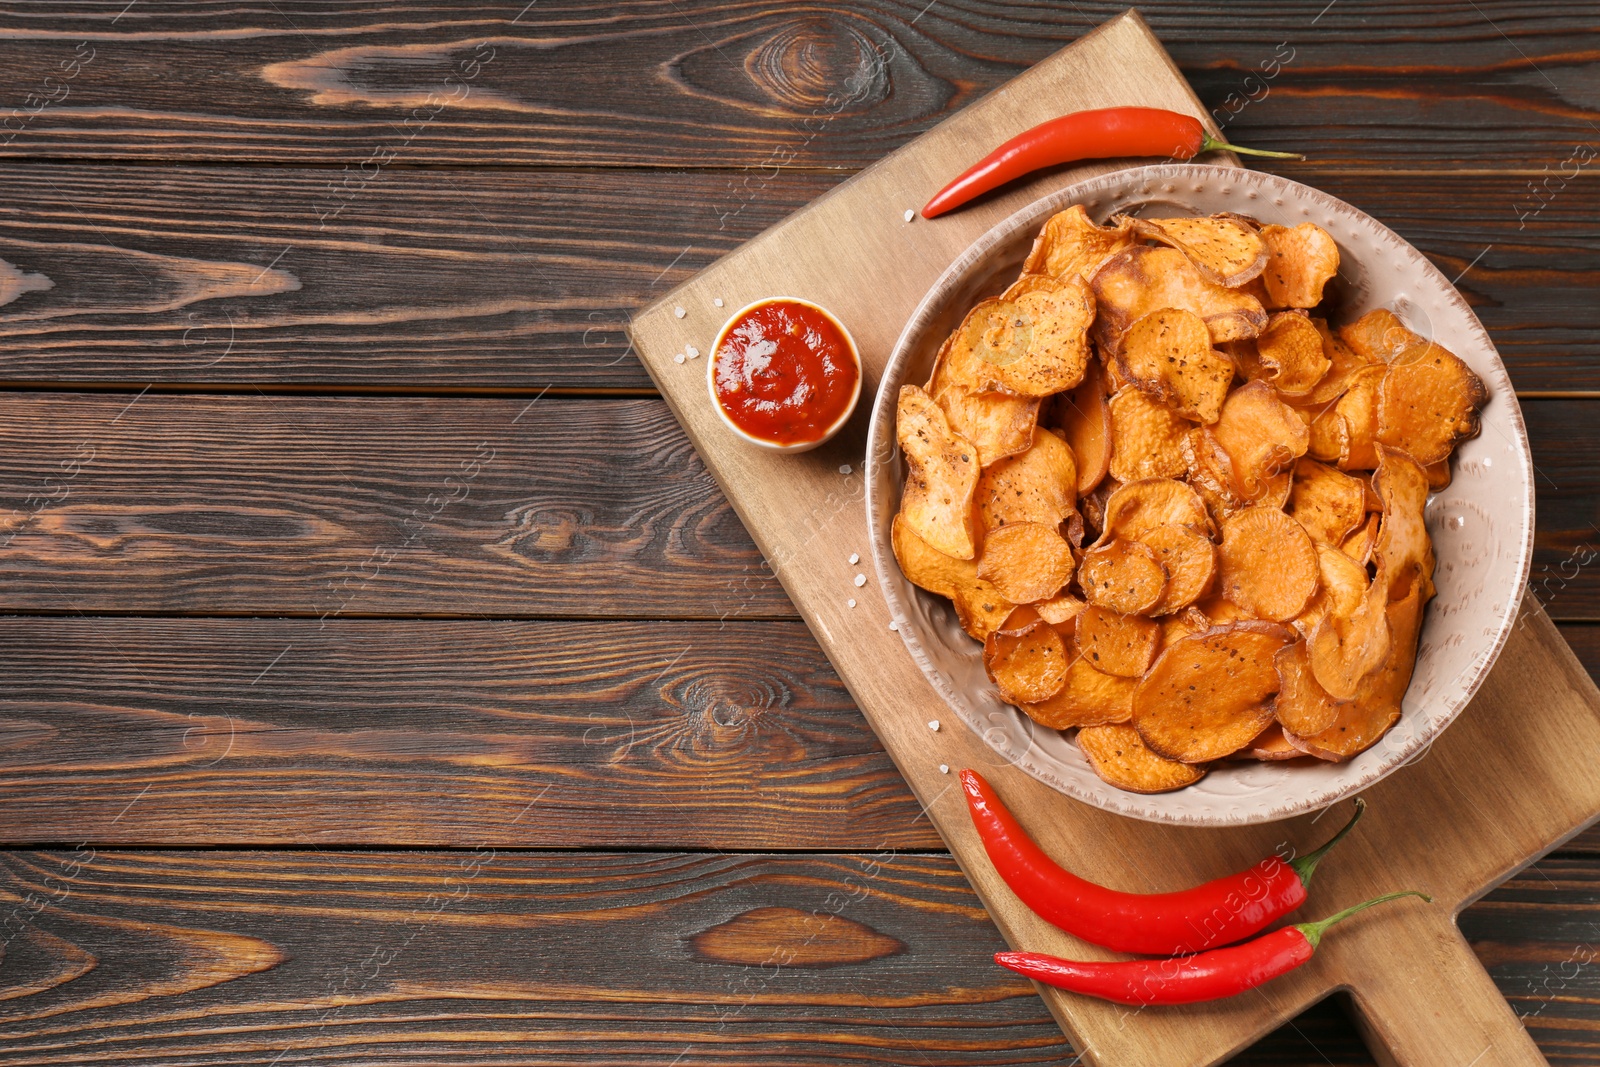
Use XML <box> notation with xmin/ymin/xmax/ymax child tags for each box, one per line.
<box><xmin>629</xmin><ymin>11</ymin><xmax>1600</xmax><ymax>1066</ymax></box>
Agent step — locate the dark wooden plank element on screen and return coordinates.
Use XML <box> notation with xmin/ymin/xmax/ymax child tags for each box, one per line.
<box><xmin>0</xmin><ymin>618</ymin><xmax>932</xmax><ymax>849</ymax></box>
<box><xmin>0</xmin><ymin>848</ymin><xmax>1379</xmax><ymax>1066</ymax></box>
<box><xmin>0</xmin><ymin>392</ymin><xmax>792</xmax><ymax>617</ymax></box>
<box><xmin>0</xmin><ymin>1</ymin><xmax>1593</xmax><ymax>168</ymax></box>
<box><xmin>0</xmin><ymin>167</ymin><xmax>1596</xmax><ymax>392</ymax></box>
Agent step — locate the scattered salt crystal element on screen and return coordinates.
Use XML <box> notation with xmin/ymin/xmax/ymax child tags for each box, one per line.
<box><xmin>713</xmin><ymin>298</ymin><xmax>724</xmax><ymax>307</ymax></box>
<box><xmin>673</xmin><ymin>353</ymin><xmax>685</xmax><ymax>364</ymax></box>
<box><xmin>928</xmin><ymin>719</ymin><xmax>940</xmax><ymax>731</ymax></box>
<box><xmin>904</xmin><ymin>209</ymin><xmax>915</xmax><ymax>223</ymax></box>
<box><xmin>853</xmin><ymin>573</ymin><xmax>866</xmax><ymax>587</ymax></box>
<box><xmin>848</xmin><ymin>553</ymin><xmax>859</xmax><ymax>565</ymax></box>
<box><xmin>839</xmin><ymin>464</ymin><xmax>852</xmax><ymax>475</ymax></box>
<box><xmin>847</xmin><ymin>598</ymin><xmax>857</xmax><ymax>609</ymax></box>
<box><xmin>673</xmin><ymin>306</ymin><xmax>686</xmax><ymax>318</ymax></box>
<box><xmin>686</xmin><ymin>345</ymin><xmax>699</xmax><ymax>358</ymax></box>
<box><xmin>939</xmin><ymin>764</ymin><xmax>949</xmax><ymax>775</ymax></box>
<box><xmin>888</xmin><ymin>620</ymin><xmax>899</xmax><ymax>631</ymax></box>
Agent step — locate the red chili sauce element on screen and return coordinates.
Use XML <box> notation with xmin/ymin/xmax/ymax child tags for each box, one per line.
<box><xmin>711</xmin><ymin>299</ymin><xmax>858</xmax><ymax>446</ymax></box>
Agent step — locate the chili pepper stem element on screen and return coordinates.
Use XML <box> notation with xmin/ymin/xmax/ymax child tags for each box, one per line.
<box><xmin>1197</xmin><ymin>132</ymin><xmax>1306</xmax><ymax>160</ymax></box>
<box><xmin>1295</xmin><ymin>890</ymin><xmax>1431</xmax><ymax>950</ymax></box>
<box><xmin>1288</xmin><ymin>797</ymin><xmax>1366</xmax><ymax>887</ymax></box>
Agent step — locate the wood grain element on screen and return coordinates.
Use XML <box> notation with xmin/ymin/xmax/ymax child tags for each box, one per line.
<box><xmin>0</xmin><ymin>1</ymin><xmax>1593</xmax><ymax>169</ymax></box>
<box><xmin>0</xmin><ymin>167</ymin><xmax>1595</xmax><ymax>391</ymax></box>
<box><xmin>0</xmin><ymin>618</ymin><xmax>928</xmax><ymax>849</ymax></box>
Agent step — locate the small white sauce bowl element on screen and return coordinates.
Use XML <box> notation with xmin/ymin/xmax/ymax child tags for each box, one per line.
<box><xmin>706</xmin><ymin>296</ymin><xmax>862</xmax><ymax>454</ymax></box>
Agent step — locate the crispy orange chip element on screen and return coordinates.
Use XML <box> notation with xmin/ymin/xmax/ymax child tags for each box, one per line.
<box><xmin>1377</xmin><ymin>341</ymin><xmax>1487</xmax><ymax>465</ymax></box>
<box><xmin>1288</xmin><ymin>581</ymin><xmax>1422</xmax><ymax>761</ymax></box>
<box><xmin>1338</xmin><ymin>308</ymin><xmax>1421</xmax><ymax>364</ymax></box>
<box><xmin>1211</xmin><ymin>381</ymin><xmax>1311</xmax><ymax>499</ymax></box>
<box><xmin>1132</xmin><ymin>622</ymin><xmax>1293</xmax><ymax>763</ymax></box>
<box><xmin>977</xmin><ymin>521</ymin><xmax>1076</xmax><ymax>604</ymax></box>
<box><xmin>891</xmin><ymin>515</ymin><xmax>1015</xmax><ymax>640</ymax></box>
<box><xmin>1236</xmin><ymin>722</ymin><xmax>1302</xmax><ymax>761</ymax></box>
<box><xmin>1053</xmin><ymin>360</ymin><xmax>1111</xmax><ymax>495</ymax></box>
<box><xmin>898</xmin><ymin>386</ymin><xmax>980</xmax><ymax>559</ymax></box>
<box><xmin>985</xmin><ymin>620</ymin><xmax>1071</xmax><ymax>705</ymax></box>
<box><xmin>1288</xmin><ymin>458</ymin><xmax>1366</xmax><ymax>545</ymax></box>
<box><xmin>1307</xmin><ymin>567</ymin><xmax>1390</xmax><ymax>702</ymax></box>
<box><xmin>1341</xmin><ymin>513</ymin><xmax>1380</xmax><ymax>565</ymax></box>
<box><xmin>1077</xmin><ymin>604</ymin><xmax>1161</xmax><ymax>678</ymax></box>
<box><xmin>933</xmin><ymin>386</ymin><xmax>1039</xmax><ymax>469</ymax></box>
<box><xmin>1424</xmin><ymin>459</ymin><xmax>1451</xmax><ymax>490</ymax></box>
<box><xmin>1304</xmin><ymin>405</ymin><xmax>1345</xmax><ymax>463</ymax></box>
<box><xmin>1141</xmin><ymin>522</ymin><xmax>1216</xmax><ymax>615</ymax></box>
<box><xmin>1128</xmin><ymin>214</ymin><xmax>1268</xmax><ymax>288</ymax></box>
<box><xmin>1108</xmin><ymin>387</ymin><xmax>1190</xmax><ymax>482</ymax></box>
<box><xmin>1077</xmin><ymin>723</ymin><xmax>1207</xmax><ymax>792</ymax></box>
<box><xmin>1117</xmin><ymin>307</ymin><xmax>1235</xmax><ymax>423</ymax></box>
<box><xmin>1274</xmin><ymin>640</ymin><xmax>1344</xmax><ymax>737</ymax></box>
<box><xmin>1333</xmin><ymin>364</ymin><xmax>1385</xmax><ymax>471</ymax></box>
<box><xmin>1159</xmin><ymin>607</ymin><xmax>1212</xmax><ymax>648</ymax></box>
<box><xmin>1219</xmin><ymin>506</ymin><xmax>1320</xmax><ymax>622</ymax></box>
<box><xmin>1035</xmin><ymin>594</ymin><xmax>1087</xmax><ymax>627</ymax></box>
<box><xmin>1258</xmin><ymin>223</ymin><xmax>1340</xmax><ymax>310</ymax></box>
<box><xmin>1022</xmin><ymin>205</ymin><xmax>1138</xmax><ymax>284</ymax></box>
<box><xmin>1255</xmin><ymin>312</ymin><xmax>1331</xmax><ymax>398</ymax></box>
<box><xmin>1372</xmin><ymin>446</ymin><xmax>1436</xmax><ymax>602</ymax></box>
<box><xmin>976</xmin><ymin>428</ymin><xmax>1077</xmax><ymax>532</ymax></box>
<box><xmin>1099</xmin><ymin>478</ymin><xmax>1210</xmax><ymax>543</ymax></box>
<box><xmin>1079</xmin><ymin>538</ymin><xmax>1167</xmax><ymax>616</ymax></box>
<box><xmin>960</xmin><ymin>273</ymin><xmax>1094</xmax><ymax>397</ymax></box>
<box><xmin>1301</xmin><ymin>318</ymin><xmax>1377</xmax><ymax>407</ymax></box>
<box><xmin>1091</xmin><ymin>246</ymin><xmax>1267</xmax><ymax>353</ymax></box>
<box><xmin>1022</xmin><ymin>652</ymin><xmax>1137</xmax><ymax>728</ymax></box>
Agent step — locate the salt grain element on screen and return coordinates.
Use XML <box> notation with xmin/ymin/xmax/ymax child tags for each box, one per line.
<box><xmin>939</xmin><ymin>764</ymin><xmax>949</xmax><ymax>775</ymax></box>
<box><xmin>888</xmin><ymin>621</ymin><xmax>899</xmax><ymax>631</ymax></box>
<box><xmin>713</xmin><ymin>298</ymin><xmax>724</xmax><ymax>307</ymax></box>
<box><xmin>853</xmin><ymin>573</ymin><xmax>866</xmax><ymax>587</ymax></box>
<box><xmin>686</xmin><ymin>345</ymin><xmax>699</xmax><ymax>358</ymax></box>
<box><xmin>847</xmin><ymin>598</ymin><xmax>857</xmax><ymax>609</ymax></box>
<box><xmin>839</xmin><ymin>464</ymin><xmax>852</xmax><ymax>475</ymax></box>
<box><xmin>848</xmin><ymin>553</ymin><xmax>859</xmax><ymax>565</ymax></box>
<box><xmin>904</xmin><ymin>209</ymin><xmax>915</xmax><ymax>223</ymax></box>
<box><xmin>928</xmin><ymin>719</ymin><xmax>940</xmax><ymax>731</ymax></box>
<box><xmin>673</xmin><ymin>353</ymin><xmax>685</xmax><ymax>364</ymax></box>
<box><xmin>673</xmin><ymin>306</ymin><xmax>686</xmax><ymax>319</ymax></box>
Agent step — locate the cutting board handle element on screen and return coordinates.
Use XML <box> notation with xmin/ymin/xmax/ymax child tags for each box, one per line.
<box><xmin>1345</xmin><ymin>913</ymin><xmax>1546</xmax><ymax>1066</ymax></box>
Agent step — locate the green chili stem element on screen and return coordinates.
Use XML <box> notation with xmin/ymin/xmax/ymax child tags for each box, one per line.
<box><xmin>1289</xmin><ymin>798</ymin><xmax>1366</xmax><ymax>887</ymax></box>
<box><xmin>1198</xmin><ymin>132</ymin><xmax>1306</xmax><ymax>160</ymax></box>
<box><xmin>1296</xmin><ymin>890</ymin><xmax>1431</xmax><ymax>950</ymax></box>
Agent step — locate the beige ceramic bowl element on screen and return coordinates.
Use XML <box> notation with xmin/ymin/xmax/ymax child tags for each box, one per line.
<box><xmin>865</xmin><ymin>164</ymin><xmax>1534</xmax><ymax>826</ymax></box>
<box><xmin>707</xmin><ymin>296</ymin><xmax>862</xmax><ymax>454</ymax></box>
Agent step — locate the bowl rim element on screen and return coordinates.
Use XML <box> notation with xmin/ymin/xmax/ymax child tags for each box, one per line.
<box><xmin>864</xmin><ymin>162</ymin><xmax>1535</xmax><ymax>826</ymax></box>
<box><xmin>705</xmin><ymin>295</ymin><xmax>863</xmax><ymax>454</ymax></box>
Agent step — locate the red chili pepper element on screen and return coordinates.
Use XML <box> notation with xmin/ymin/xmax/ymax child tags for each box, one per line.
<box><xmin>921</xmin><ymin>106</ymin><xmax>1304</xmax><ymax>219</ymax></box>
<box><xmin>960</xmin><ymin>769</ymin><xmax>1363</xmax><ymax>956</ymax></box>
<box><xmin>996</xmin><ymin>890</ymin><xmax>1428</xmax><ymax>1004</ymax></box>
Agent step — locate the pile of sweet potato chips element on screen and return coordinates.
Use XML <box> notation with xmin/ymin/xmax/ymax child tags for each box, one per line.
<box><xmin>893</xmin><ymin>206</ymin><xmax>1487</xmax><ymax>793</ymax></box>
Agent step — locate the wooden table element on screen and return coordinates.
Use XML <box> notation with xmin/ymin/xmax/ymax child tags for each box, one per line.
<box><xmin>0</xmin><ymin>3</ymin><xmax>1595</xmax><ymax>1064</ymax></box>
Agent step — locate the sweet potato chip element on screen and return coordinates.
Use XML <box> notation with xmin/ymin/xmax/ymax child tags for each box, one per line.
<box><xmin>1132</xmin><ymin>621</ymin><xmax>1293</xmax><ymax>762</ymax></box>
<box><xmin>891</xmin><ymin>515</ymin><xmax>1016</xmax><ymax>640</ymax></box>
<box><xmin>1053</xmin><ymin>361</ymin><xmax>1111</xmax><ymax>495</ymax></box>
<box><xmin>1079</xmin><ymin>538</ymin><xmax>1167</xmax><ymax>616</ymax></box>
<box><xmin>1307</xmin><ymin>568</ymin><xmax>1390</xmax><ymax>702</ymax></box>
<box><xmin>1372</xmin><ymin>446</ymin><xmax>1436</xmax><ymax>602</ymax></box>
<box><xmin>963</xmin><ymin>273</ymin><xmax>1094</xmax><ymax>397</ymax></box>
<box><xmin>1219</xmin><ymin>506</ymin><xmax>1319</xmax><ymax>622</ymax></box>
<box><xmin>1273</xmin><ymin>641</ymin><xmax>1343</xmax><ymax>737</ymax></box>
<box><xmin>1211</xmin><ymin>381</ymin><xmax>1311</xmax><ymax>498</ymax></box>
<box><xmin>1117</xmin><ymin>307</ymin><xmax>1235</xmax><ymax>423</ymax></box>
<box><xmin>898</xmin><ymin>386</ymin><xmax>980</xmax><ymax>559</ymax></box>
<box><xmin>1237</xmin><ymin>722</ymin><xmax>1302</xmax><ymax>761</ymax></box>
<box><xmin>933</xmin><ymin>386</ymin><xmax>1039</xmax><ymax>469</ymax></box>
<box><xmin>1077</xmin><ymin>604</ymin><xmax>1161</xmax><ymax>678</ymax></box>
<box><xmin>1077</xmin><ymin>723</ymin><xmax>1206</xmax><ymax>792</ymax></box>
<box><xmin>1108</xmin><ymin>387</ymin><xmax>1189</xmax><ymax>482</ymax></box>
<box><xmin>1023</xmin><ymin>205</ymin><xmax>1137</xmax><ymax>284</ymax></box>
<box><xmin>1193</xmin><ymin>592</ymin><xmax>1255</xmax><ymax>626</ymax></box>
<box><xmin>1091</xmin><ymin>246</ymin><xmax>1267</xmax><ymax>354</ymax></box>
<box><xmin>1256</xmin><ymin>312</ymin><xmax>1331</xmax><ymax>398</ymax></box>
<box><xmin>1304</xmin><ymin>405</ymin><xmax>1345</xmax><ymax>463</ymax></box>
<box><xmin>1302</xmin><ymin>318</ymin><xmax>1377</xmax><ymax>406</ymax></box>
<box><xmin>1079</xmin><ymin>477</ymin><xmax>1118</xmax><ymax>541</ymax></box>
<box><xmin>1128</xmin><ymin>214</ymin><xmax>1268</xmax><ymax>288</ymax></box>
<box><xmin>1333</xmin><ymin>365</ymin><xmax>1385</xmax><ymax>471</ymax></box>
<box><xmin>1339</xmin><ymin>308</ymin><xmax>1421</xmax><ymax>364</ymax></box>
<box><xmin>985</xmin><ymin>620</ymin><xmax>1070</xmax><ymax>705</ymax></box>
<box><xmin>1288</xmin><ymin>581</ymin><xmax>1422</xmax><ymax>761</ymax></box>
<box><xmin>1288</xmin><ymin>458</ymin><xmax>1366</xmax><ymax>545</ymax></box>
<box><xmin>1099</xmin><ymin>478</ymin><xmax>1210</xmax><ymax>543</ymax></box>
<box><xmin>1022</xmin><ymin>653</ymin><xmax>1137</xmax><ymax>728</ymax></box>
<box><xmin>1424</xmin><ymin>460</ymin><xmax>1451</xmax><ymax>490</ymax></box>
<box><xmin>1376</xmin><ymin>341</ymin><xmax>1487</xmax><ymax>465</ymax></box>
<box><xmin>976</xmin><ymin>428</ymin><xmax>1077</xmax><ymax>532</ymax></box>
<box><xmin>1141</xmin><ymin>522</ymin><xmax>1216</xmax><ymax>615</ymax></box>
<box><xmin>1258</xmin><ymin>223</ymin><xmax>1340</xmax><ymax>310</ymax></box>
<box><xmin>1341</xmin><ymin>513</ymin><xmax>1380</xmax><ymax>565</ymax></box>
<box><xmin>977</xmin><ymin>521</ymin><xmax>1075</xmax><ymax>604</ymax></box>
<box><xmin>1036</xmin><ymin>594</ymin><xmax>1087</xmax><ymax>627</ymax></box>
<box><xmin>1159</xmin><ymin>607</ymin><xmax>1212</xmax><ymax>648</ymax></box>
